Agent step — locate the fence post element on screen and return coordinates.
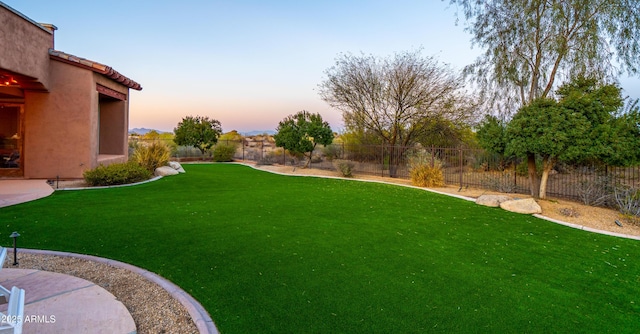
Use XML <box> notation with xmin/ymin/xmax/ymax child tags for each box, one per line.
<box><xmin>283</xmin><ymin>148</ymin><xmax>285</xmax><ymax>166</ymax></box>
<box><xmin>458</xmin><ymin>147</ymin><xmax>463</xmax><ymax>191</ymax></box>
<box><xmin>514</xmin><ymin>159</ymin><xmax>517</xmax><ymax>191</ymax></box>
<box><xmin>381</xmin><ymin>144</ymin><xmax>385</xmax><ymax>177</ymax></box>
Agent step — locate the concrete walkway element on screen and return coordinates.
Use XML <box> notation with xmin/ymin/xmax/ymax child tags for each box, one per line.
<box><xmin>0</xmin><ymin>180</ymin><xmax>53</xmax><ymax>208</ymax></box>
<box><xmin>0</xmin><ymin>268</ymin><xmax>136</xmax><ymax>333</ymax></box>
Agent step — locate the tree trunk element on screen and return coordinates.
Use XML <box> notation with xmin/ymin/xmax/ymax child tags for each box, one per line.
<box><xmin>527</xmin><ymin>153</ymin><xmax>540</xmax><ymax>198</ymax></box>
<box><xmin>388</xmin><ymin>145</ymin><xmax>398</xmax><ymax>178</ymax></box>
<box><xmin>303</xmin><ymin>152</ymin><xmax>312</xmax><ymax>168</ymax></box>
<box><xmin>538</xmin><ymin>157</ymin><xmax>555</xmax><ymax>199</ymax></box>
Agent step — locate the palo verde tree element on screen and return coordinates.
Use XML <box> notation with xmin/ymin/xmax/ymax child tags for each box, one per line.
<box><xmin>449</xmin><ymin>0</ymin><xmax>640</xmax><ymax>196</ymax></box>
<box><xmin>318</xmin><ymin>49</ymin><xmax>476</xmax><ymax>176</ymax></box>
<box><xmin>274</xmin><ymin>111</ymin><xmax>333</xmax><ymax>168</ymax></box>
<box><xmin>173</xmin><ymin>115</ymin><xmax>222</xmax><ymax>156</ymax></box>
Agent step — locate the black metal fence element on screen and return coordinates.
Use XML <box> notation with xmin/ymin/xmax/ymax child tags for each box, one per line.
<box><xmin>130</xmin><ymin>138</ymin><xmax>640</xmax><ymax>203</ymax></box>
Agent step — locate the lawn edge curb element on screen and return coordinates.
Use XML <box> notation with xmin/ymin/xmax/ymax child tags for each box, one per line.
<box><xmin>228</xmin><ymin>162</ymin><xmax>640</xmax><ymax>242</ymax></box>
<box><xmin>54</xmin><ymin>175</ymin><xmax>164</xmax><ymax>191</ymax></box>
<box><xmin>14</xmin><ymin>248</ymin><xmax>219</xmax><ymax>334</ymax></box>
<box><xmin>532</xmin><ymin>214</ymin><xmax>640</xmax><ymax>241</ymax></box>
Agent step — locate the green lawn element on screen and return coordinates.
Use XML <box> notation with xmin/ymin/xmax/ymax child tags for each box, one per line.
<box><xmin>1</xmin><ymin>164</ymin><xmax>639</xmax><ymax>333</ymax></box>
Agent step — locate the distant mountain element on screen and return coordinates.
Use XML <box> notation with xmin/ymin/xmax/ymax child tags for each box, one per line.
<box><xmin>242</xmin><ymin>130</ymin><xmax>276</xmax><ymax>136</ymax></box>
<box><xmin>129</xmin><ymin>128</ymin><xmax>170</xmax><ymax>135</ymax></box>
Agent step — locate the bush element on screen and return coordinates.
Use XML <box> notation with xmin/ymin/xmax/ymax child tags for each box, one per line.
<box><xmin>213</xmin><ymin>143</ymin><xmax>237</xmax><ymax>162</ymax></box>
<box><xmin>481</xmin><ymin>171</ymin><xmax>516</xmax><ymax>193</ymax></box>
<box><xmin>84</xmin><ymin>162</ymin><xmax>152</xmax><ymax>186</ymax></box>
<box><xmin>576</xmin><ymin>175</ymin><xmax>614</xmax><ymax>206</ymax></box>
<box><xmin>322</xmin><ymin>144</ymin><xmax>342</xmax><ymax>161</ymax></box>
<box><xmin>408</xmin><ymin>152</ymin><xmax>444</xmax><ymax>187</ymax></box>
<box><xmin>257</xmin><ymin>149</ymin><xmax>284</xmax><ymax>166</ymax></box>
<box><xmin>131</xmin><ymin>141</ymin><xmax>171</xmax><ymax>172</ymax></box>
<box><xmin>333</xmin><ymin>159</ymin><xmax>355</xmax><ymax>177</ymax></box>
<box><xmin>614</xmin><ymin>185</ymin><xmax>640</xmax><ymax>224</ymax></box>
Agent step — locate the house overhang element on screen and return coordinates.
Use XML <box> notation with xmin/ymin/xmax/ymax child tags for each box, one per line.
<box><xmin>0</xmin><ymin>68</ymin><xmax>47</xmax><ymax>92</ymax></box>
<box><xmin>49</xmin><ymin>49</ymin><xmax>142</xmax><ymax>91</ymax></box>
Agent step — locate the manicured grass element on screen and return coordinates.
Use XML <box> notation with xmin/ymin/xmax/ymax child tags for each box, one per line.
<box><xmin>1</xmin><ymin>164</ymin><xmax>640</xmax><ymax>333</ymax></box>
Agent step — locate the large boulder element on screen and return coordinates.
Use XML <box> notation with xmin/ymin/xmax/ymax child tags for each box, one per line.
<box><xmin>499</xmin><ymin>198</ymin><xmax>542</xmax><ymax>214</ymax></box>
<box><xmin>155</xmin><ymin>166</ymin><xmax>179</xmax><ymax>176</ymax></box>
<box><xmin>169</xmin><ymin>161</ymin><xmax>186</xmax><ymax>173</ymax></box>
<box><xmin>476</xmin><ymin>195</ymin><xmax>513</xmax><ymax>207</ymax></box>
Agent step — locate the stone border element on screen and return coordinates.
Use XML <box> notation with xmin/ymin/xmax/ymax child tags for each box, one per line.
<box><xmin>16</xmin><ymin>248</ymin><xmax>219</xmax><ymax>334</ymax></box>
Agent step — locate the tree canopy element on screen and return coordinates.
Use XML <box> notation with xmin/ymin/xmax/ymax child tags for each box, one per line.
<box><xmin>318</xmin><ymin>50</ymin><xmax>476</xmax><ymax>148</ymax></box>
<box><xmin>505</xmin><ymin>77</ymin><xmax>635</xmax><ymax>199</ymax></box>
<box><xmin>450</xmin><ymin>0</ymin><xmax>640</xmax><ymax>112</ymax></box>
<box><xmin>476</xmin><ymin>115</ymin><xmax>508</xmax><ymax>157</ymax></box>
<box><xmin>274</xmin><ymin>111</ymin><xmax>333</xmax><ymax>167</ymax></box>
<box><xmin>173</xmin><ymin>116</ymin><xmax>222</xmax><ymax>155</ymax></box>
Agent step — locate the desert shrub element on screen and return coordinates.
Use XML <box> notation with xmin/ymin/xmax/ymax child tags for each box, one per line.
<box><xmin>131</xmin><ymin>141</ymin><xmax>171</xmax><ymax>172</ymax></box>
<box><xmin>614</xmin><ymin>185</ymin><xmax>640</xmax><ymax>223</ymax></box>
<box><xmin>213</xmin><ymin>143</ymin><xmax>237</xmax><ymax>162</ymax></box>
<box><xmin>257</xmin><ymin>149</ymin><xmax>285</xmax><ymax>166</ymax></box>
<box><xmin>481</xmin><ymin>171</ymin><xmax>516</xmax><ymax>193</ymax></box>
<box><xmin>333</xmin><ymin>159</ymin><xmax>355</xmax><ymax>177</ymax></box>
<box><xmin>576</xmin><ymin>175</ymin><xmax>614</xmax><ymax>206</ymax></box>
<box><xmin>322</xmin><ymin>144</ymin><xmax>342</xmax><ymax>161</ymax></box>
<box><xmin>84</xmin><ymin>162</ymin><xmax>152</xmax><ymax>186</ymax></box>
<box><xmin>408</xmin><ymin>152</ymin><xmax>444</xmax><ymax>187</ymax></box>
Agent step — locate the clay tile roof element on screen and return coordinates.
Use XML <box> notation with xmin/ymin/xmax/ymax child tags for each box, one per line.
<box><xmin>48</xmin><ymin>49</ymin><xmax>142</xmax><ymax>91</ymax></box>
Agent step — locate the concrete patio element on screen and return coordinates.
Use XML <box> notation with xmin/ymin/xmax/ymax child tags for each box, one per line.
<box><xmin>0</xmin><ymin>268</ymin><xmax>136</xmax><ymax>333</ymax></box>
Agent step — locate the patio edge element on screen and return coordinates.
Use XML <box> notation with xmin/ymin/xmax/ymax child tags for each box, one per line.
<box><xmin>14</xmin><ymin>248</ymin><xmax>219</xmax><ymax>334</ymax></box>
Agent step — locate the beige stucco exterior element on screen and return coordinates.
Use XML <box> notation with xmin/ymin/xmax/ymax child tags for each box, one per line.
<box><xmin>0</xmin><ymin>3</ymin><xmax>141</xmax><ymax>179</ymax></box>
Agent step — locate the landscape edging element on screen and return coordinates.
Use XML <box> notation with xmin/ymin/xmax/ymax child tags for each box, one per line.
<box><xmin>15</xmin><ymin>248</ymin><xmax>219</xmax><ymax>334</ymax></box>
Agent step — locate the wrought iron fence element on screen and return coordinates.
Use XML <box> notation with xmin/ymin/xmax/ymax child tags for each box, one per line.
<box><xmin>130</xmin><ymin>137</ymin><xmax>640</xmax><ymax>203</ymax></box>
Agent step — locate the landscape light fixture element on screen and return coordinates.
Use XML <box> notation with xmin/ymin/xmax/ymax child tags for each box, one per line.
<box><xmin>9</xmin><ymin>232</ymin><xmax>19</xmax><ymax>266</ymax></box>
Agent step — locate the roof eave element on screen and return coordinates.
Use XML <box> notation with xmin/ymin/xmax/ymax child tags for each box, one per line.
<box><xmin>48</xmin><ymin>49</ymin><xmax>142</xmax><ymax>91</ymax></box>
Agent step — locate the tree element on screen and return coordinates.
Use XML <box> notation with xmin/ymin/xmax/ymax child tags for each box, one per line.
<box><xmin>417</xmin><ymin>116</ymin><xmax>477</xmax><ymax>148</ymax></box>
<box><xmin>476</xmin><ymin>114</ymin><xmax>508</xmax><ymax>156</ymax></box>
<box><xmin>173</xmin><ymin>116</ymin><xmax>222</xmax><ymax>156</ymax></box>
<box><xmin>505</xmin><ymin>77</ymin><xmax>631</xmax><ymax>199</ymax></box>
<box><xmin>605</xmin><ymin>100</ymin><xmax>640</xmax><ymax>166</ymax></box>
<box><xmin>450</xmin><ymin>0</ymin><xmax>640</xmax><ymax>196</ymax></box>
<box><xmin>318</xmin><ymin>50</ymin><xmax>476</xmax><ymax>175</ymax></box>
<box><xmin>506</xmin><ymin>98</ymin><xmax>590</xmax><ymax>199</ymax></box>
<box><xmin>274</xmin><ymin>111</ymin><xmax>333</xmax><ymax>168</ymax></box>
<box><xmin>450</xmin><ymin>0</ymin><xmax>640</xmax><ymax>107</ymax></box>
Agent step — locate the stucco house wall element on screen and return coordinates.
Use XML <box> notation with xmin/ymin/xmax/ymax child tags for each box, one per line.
<box><xmin>23</xmin><ymin>62</ymin><xmax>96</xmax><ymax>178</ymax></box>
<box><xmin>0</xmin><ymin>2</ymin><xmax>141</xmax><ymax>179</ymax></box>
<box><xmin>0</xmin><ymin>5</ymin><xmax>51</xmax><ymax>91</ymax></box>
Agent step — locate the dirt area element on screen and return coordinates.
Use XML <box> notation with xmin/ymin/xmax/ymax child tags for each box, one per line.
<box><xmin>254</xmin><ymin>163</ymin><xmax>640</xmax><ymax>238</ymax></box>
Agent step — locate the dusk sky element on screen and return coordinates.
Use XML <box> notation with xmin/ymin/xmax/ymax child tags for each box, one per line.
<box><xmin>5</xmin><ymin>0</ymin><xmax>639</xmax><ymax>134</ymax></box>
